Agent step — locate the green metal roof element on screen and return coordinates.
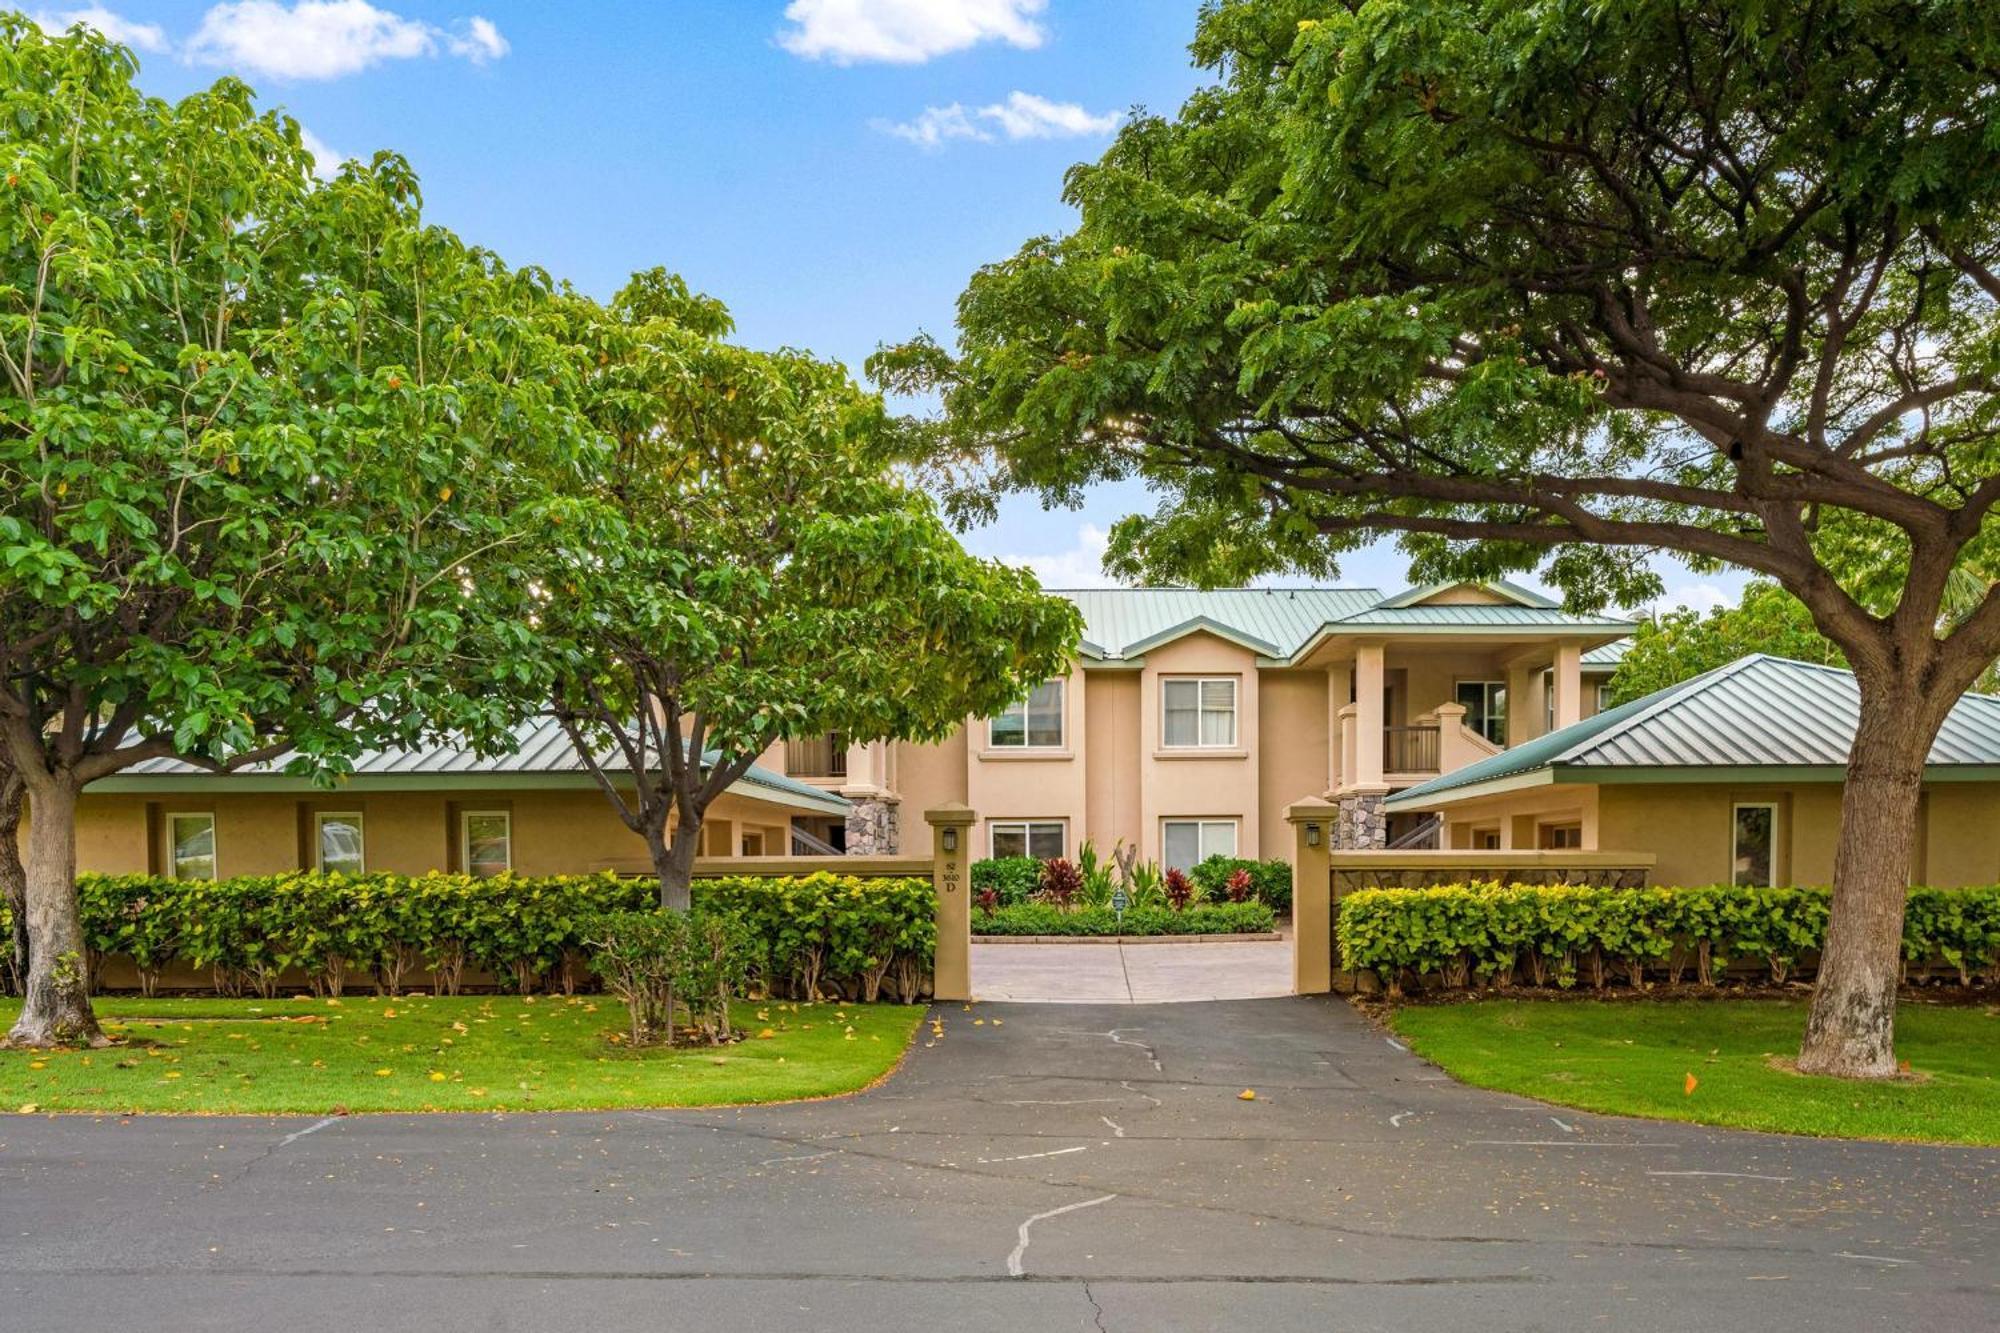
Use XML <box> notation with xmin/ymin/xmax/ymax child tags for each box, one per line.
<box><xmin>101</xmin><ymin>719</ymin><xmax>852</xmax><ymax>816</ymax></box>
<box><xmin>1385</xmin><ymin>655</ymin><xmax>2000</xmax><ymax>811</ymax></box>
<box><xmin>1582</xmin><ymin>639</ymin><xmax>1629</xmax><ymax>668</ymax></box>
<box><xmin>1054</xmin><ymin>584</ymin><xmax>1633</xmax><ymax>664</ymax></box>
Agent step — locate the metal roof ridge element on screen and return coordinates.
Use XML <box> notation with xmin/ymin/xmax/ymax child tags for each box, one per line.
<box><xmin>1554</xmin><ymin>653</ymin><xmax>1779</xmax><ymax>768</ymax></box>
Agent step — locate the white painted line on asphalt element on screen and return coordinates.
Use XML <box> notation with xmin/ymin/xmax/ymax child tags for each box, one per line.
<box><xmin>1549</xmin><ymin>1116</ymin><xmax>1577</xmax><ymax>1134</ymax></box>
<box><xmin>1835</xmin><ymin>1252</ymin><xmax>1913</xmax><ymax>1266</ymax></box>
<box><xmin>1007</xmin><ymin>1194</ymin><xmax>1117</xmax><ymax>1277</ymax></box>
<box><xmin>1120</xmin><ymin>1081</ymin><xmax>1163</xmax><ymax>1108</ymax></box>
<box><xmin>1384</xmin><ymin>1038</ymin><xmax>1408</xmax><ymax>1052</ymax></box>
<box><xmin>758</xmin><ymin>1151</ymin><xmax>836</xmax><ymax>1167</ymax></box>
<box><xmin>1107</xmin><ymin>1028</ymin><xmax>1162</xmax><ymax>1072</ymax></box>
<box><xmin>979</xmin><ymin>1145</ymin><xmax>1090</xmax><ymax>1165</ymax></box>
<box><xmin>1100</xmin><ymin>1115</ymin><xmax>1125</xmax><ymax>1138</ymax></box>
<box><xmin>276</xmin><ymin>1117</ymin><xmax>340</xmax><ymax>1149</ymax></box>
<box><xmin>1648</xmin><ymin>1170</ymin><xmax>1792</xmax><ymax>1183</ymax></box>
<box><xmin>1389</xmin><ymin>1110</ymin><xmax>1414</xmax><ymax>1128</ymax></box>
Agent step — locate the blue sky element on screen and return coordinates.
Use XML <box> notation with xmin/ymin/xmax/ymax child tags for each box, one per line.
<box><xmin>40</xmin><ymin>0</ymin><xmax>1742</xmax><ymax>610</ymax></box>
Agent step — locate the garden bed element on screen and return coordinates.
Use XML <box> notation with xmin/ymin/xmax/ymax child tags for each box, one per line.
<box><xmin>976</xmin><ymin>931</ymin><xmax>1284</xmax><ymax>944</ymax></box>
<box><xmin>972</xmin><ymin>902</ymin><xmax>1277</xmax><ymax>937</ymax></box>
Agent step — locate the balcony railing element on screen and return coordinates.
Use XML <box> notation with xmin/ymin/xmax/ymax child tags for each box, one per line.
<box><xmin>785</xmin><ymin>733</ymin><xmax>848</xmax><ymax>779</ymax></box>
<box><xmin>1383</xmin><ymin>725</ymin><xmax>1441</xmax><ymax>775</ymax></box>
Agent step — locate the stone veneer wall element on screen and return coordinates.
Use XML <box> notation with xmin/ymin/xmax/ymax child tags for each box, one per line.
<box><xmin>844</xmin><ymin>798</ymin><xmax>900</xmax><ymax>856</ymax></box>
<box><xmin>1334</xmin><ymin>792</ymin><xmax>1387</xmax><ymax>849</ymax></box>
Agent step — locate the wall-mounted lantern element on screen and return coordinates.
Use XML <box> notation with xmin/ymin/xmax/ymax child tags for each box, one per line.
<box><xmin>941</xmin><ymin>826</ymin><xmax>959</xmax><ymax>854</ymax></box>
<box><xmin>1305</xmin><ymin>823</ymin><xmax>1321</xmax><ymax>848</ymax></box>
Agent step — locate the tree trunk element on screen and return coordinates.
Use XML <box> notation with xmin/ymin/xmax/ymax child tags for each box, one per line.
<box><xmin>4</xmin><ymin>775</ymin><xmax>105</xmax><ymax>1048</ymax></box>
<box><xmin>1795</xmin><ymin>681</ymin><xmax>1939</xmax><ymax>1079</ymax></box>
<box><xmin>650</xmin><ymin>817</ymin><xmax>700</xmax><ymax>914</ymax></box>
<box><xmin>0</xmin><ymin>772</ymin><xmax>27</xmax><ymax>996</ymax></box>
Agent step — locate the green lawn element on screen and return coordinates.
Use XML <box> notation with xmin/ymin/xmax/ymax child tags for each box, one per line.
<box><xmin>1387</xmin><ymin>996</ymin><xmax>2000</xmax><ymax>1146</ymax></box>
<box><xmin>0</xmin><ymin>994</ymin><xmax>924</xmax><ymax>1115</ymax></box>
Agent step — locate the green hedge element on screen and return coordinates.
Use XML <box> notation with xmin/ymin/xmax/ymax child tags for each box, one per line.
<box><xmin>1190</xmin><ymin>856</ymin><xmax>1293</xmax><ymax>912</ymax></box>
<box><xmin>970</xmin><ymin>856</ymin><xmax>1043</xmax><ymax>906</ymax></box>
<box><xmin>973</xmin><ymin>901</ymin><xmax>1278</xmax><ymax>937</ymax></box>
<box><xmin>1</xmin><ymin>871</ymin><xmax>933</xmax><ymax>1003</ymax></box>
<box><xmin>1337</xmin><ymin>883</ymin><xmax>2000</xmax><ymax>994</ymax></box>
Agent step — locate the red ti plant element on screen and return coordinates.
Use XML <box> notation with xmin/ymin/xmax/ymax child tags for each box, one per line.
<box><xmin>1225</xmin><ymin>868</ymin><xmax>1253</xmax><ymax>904</ymax></box>
<box><xmin>1164</xmin><ymin>867</ymin><xmax>1195</xmax><ymax>911</ymax></box>
<box><xmin>1039</xmin><ymin>858</ymin><xmax>1082</xmax><ymax>911</ymax></box>
<box><xmin>977</xmin><ymin>887</ymin><xmax>999</xmax><ymax>912</ymax></box>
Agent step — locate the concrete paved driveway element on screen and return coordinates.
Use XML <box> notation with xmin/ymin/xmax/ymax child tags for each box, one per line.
<box><xmin>3</xmin><ymin>997</ymin><xmax>1994</xmax><ymax>1331</ymax></box>
<box><xmin>973</xmin><ymin>937</ymin><xmax>1294</xmax><ymax>1002</ymax></box>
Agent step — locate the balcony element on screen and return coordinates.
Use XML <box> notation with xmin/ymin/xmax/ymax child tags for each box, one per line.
<box><xmin>784</xmin><ymin>733</ymin><xmax>847</xmax><ymax>780</ymax></box>
<box><xmin>1382</xmin><ymin>725</ymin><xmax>1440</xmax><ymax>775</ymax></box>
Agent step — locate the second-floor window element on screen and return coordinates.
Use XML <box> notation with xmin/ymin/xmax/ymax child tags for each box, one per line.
<box><xmin>1455</xmin><ymin>680</ymin><xmax>1508</xmax><ymax>746</ymax></box>
<box><xmin>990</xmin><ymin>679</ymin><xmax>1065</xmax><ymax>749</ymax></box>
<box><xmin>1163</xmin><ymin>677</ymin><xmax>1237</xmax><ymax>748</ymax></box>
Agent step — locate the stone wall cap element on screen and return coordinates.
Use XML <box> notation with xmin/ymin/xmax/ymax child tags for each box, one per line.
<box><xmin>923</xmin><ymin>802</ymin><xmax>977</xmax><ymax>827</ymax></box>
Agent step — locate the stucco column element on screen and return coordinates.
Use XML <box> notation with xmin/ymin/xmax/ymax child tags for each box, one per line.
<box><xmin>1287</xmin><ymin>796</ymin><xmax>1338</xmax><ymax>995</ymax></box>
<box><xmin>1506</xmin><ymin>661</ymin><xmax>1538</xmax><ymax>745</ymax></box>
<box><xmin>925</xmin><ymin>803</ymin><xmax>976</xmax><ymax>1002</ymax></box>
<box><xmin>1552</xmin><ymin>642</ymin><xmax>1583</xmax><ymax>731</ymax></box>
<box><xmin>1353</xmin><ymin>642</ymin><xmax>1386</xmax><ymax>789</ymax></box>
<box><xmin>1433</xmin><ymin>701</ymin><xmax>1480</xmax><ymax>773</ymax></box>
<box><xmin>1335</xmin><ymin>704</ymin><xmax>1359</xmax><ymax>795</ymax></box>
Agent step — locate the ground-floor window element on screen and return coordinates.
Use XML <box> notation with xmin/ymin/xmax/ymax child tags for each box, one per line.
<box><xmin>462</xmin><ymin>811</ymin><xmax>513</xmax><ymax>878</ymax></box>
<box><xmin>991</xmin><ymin>820</ymin><xmax>1065</xmax><ymax>860</ymax></box>
<box><xmin>1732</xmin><ymin>803</ymin><xmax>1778</xmax><ymax>887</ymax></box>
<box><xmin>168</xmin><ymin>812</ymin><xmax>217</xmax><ymax>881</ymax></box>
<box><xmin>1538</xmin><ymin>822</ymin><xmax>1583</xmax><ymax>850</ymax></box>
<box><xmin>315</xmin><ymin>811</ymin><xmax>366</xmax><ymax>876</ymax></box>
<box><xmin>1162</xmin><ymin>819</ymin><xmax>1237</xmax><ymax>871</ymax></box>
<box><xmin>1471</xmin><ymin>826</ymin><xmax>1501</xmax><ymax>851</ymax></box>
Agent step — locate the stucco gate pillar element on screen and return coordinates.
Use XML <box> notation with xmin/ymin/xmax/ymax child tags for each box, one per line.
<box><xmin>1287</xmin><ymin>796</ymin><xmax>1339</xmax><ymax>996</ymax></box>
<box><xmin>925</xmin><ymin>803</ymin><xmax>976</xmax><ymax>1002</ymax></box>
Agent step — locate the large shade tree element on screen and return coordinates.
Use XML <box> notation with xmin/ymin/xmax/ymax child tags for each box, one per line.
<box><xmin>534</xmin><ymin>270</ymin><xmax>1080</xmax><ymax>911</ymax></box>
<box><xmin>0</xmin><ymin>24</ymin><xmax>590</xmax><ymax>1045</ymax></box>
<box><xmin>876</xmin><ymin>0</ymin><xmax>2000</xmax><ymax>1077</ymax></box>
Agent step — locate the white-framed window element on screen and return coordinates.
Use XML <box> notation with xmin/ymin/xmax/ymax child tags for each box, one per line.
<box><xmin>167</xmin><ymin>812</ymin><xmax>217</xmax><ymax>881</ymax></box>
<box><xmin>990</xmin><ymin>820</ymin><xmax>1065</xmax><ymax>860</ymax></box>
<box><xmin>989</xmin><ymin>678</ymin><xmax>1065</xmax><ymax>749</ymax></box>
<box><xmin>1732</xmin><ymin>803</ymin><xmax>1778</xmax><ymax>888</ymax></box>
<box><xmin>1162</xmin><ymin>677</ymin><xmax>1238</xmax><ymax>748</ymax></box>
<box><xmin>1162</xmin><ymin>819</ymin><xmax>1237</xmax><ymax>871</ymax></box>
<box><xmin>1594</xmin><ymin>681</ymin><xmax>1613</xmax><ymax>713</ymax></box>
<box><xmin>1456</xmin><ymin>680</ymin><xmax>1508</xmax><ymax>746</ymax></box>
<box><xmin>462</xmin><ymin>811</ymin><xmax>513</xmax><ymax>878</ymax></box>
<box><xmin>314</xmin><ymin>812</ymin><xmax>366</xmax><ymax>876</ymax></box>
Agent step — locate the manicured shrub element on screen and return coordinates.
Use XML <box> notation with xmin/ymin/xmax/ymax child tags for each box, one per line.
<box><xmin>583</xmin><ymin>909</ymin><xmax>755</xmax><ymax>1046</ymax></box>
<box><xmin>970</xmin><ymin>856</ymin><xmax>1042</xmax><ymax>906</ymax></box>
<box><xmin>1336</xmin><ymin>883</ymin><xmax>2000</xmax><ymax>995</ymax></box>
<box><xmin>1190</xmin><ymin>856</ymin><xmax>1293</xmax><ymax>912</ymax></box>
<box><xmin>55</xmin><ymin>870</ymin><xmax>933</xmax><ymax>1004</ymax></box>
<box><xmin>972</xmin><ymin>902</ymin><xmax>1278</xmax><ymax>937</ymax></box>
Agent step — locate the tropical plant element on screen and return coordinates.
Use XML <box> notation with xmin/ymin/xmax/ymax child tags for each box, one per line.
<box><xmin>1038</xmin><ymin>858</ymin><xmax>1083</xmax><ymax>911</ymax></box>
<box><xmin>1164</xmin><ymin>868</ymin><xmax>1196</xmax><ymax>912</ymax></box>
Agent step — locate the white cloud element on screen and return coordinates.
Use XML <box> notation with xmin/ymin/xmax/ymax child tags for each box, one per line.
<box><xmin>1638</xmin><ymin>580</ymin><xmax>1736</xmax><ymax>617</ymax></box>
<box><xmin>780</xmin><ymin>0</ymin><xmax>1045</xmax><ymax>65</ymax></box>
<box><xmin>31</xmin><ymin>6</ymin><xmax>170</xmax><ymax>52</ymax></box>
<box><xmin>877</xmin><ymin>90</ymin><xmax>1120</xmax><ymax>151</ymax></box>
<box><xmin>978</xmin><ymin>90</ymin><xmax>1119</xmax><ymax>140</ymax></box>
<box><xmin>186</xmin><ymin>1</ymin><xmax>507</xmax><ymax>80</ymax></box>
<box><xmin>446</xmin><ymin>14</ymin><xmax>506</xmax><ymax>63</ymax></box>
<box><xmin>997</xmin><ymin>523</ymin><xmax>1122</xmax><ymax>589</ymax></box>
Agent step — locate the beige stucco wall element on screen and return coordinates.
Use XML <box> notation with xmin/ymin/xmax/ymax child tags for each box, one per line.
<box><xmin>890</xmin><ymin>728</ymin><xmax>968</xmax><ymax>858</ymax></box>
<box><xmin>1084</xmin><ymin>669</ymin><xmax>1142</xmax><ymax>854</ymax></box>
<box><xmin>1430</xmin><ymin>779</ymin><xmax>2000</xmax><ymax>888</ymax></box>
<box><xmin>65</xmin><ymin>786</ymin><xmax>802</xmax><ymax>879</ymax></box>
<box><xmin>1259</xmin><ymin>668</ymin><xmax>1331</xmax><ymax>858</ymax></box>
<box><xmin>1136</xmin><ymin>633</ymin><xmax>1262</xmax><ymax>862</ymax></box>
<box><xmin>963</xmin><ymin>661</ymin><xmax>1091</xmax><ymax>860</ymax></box>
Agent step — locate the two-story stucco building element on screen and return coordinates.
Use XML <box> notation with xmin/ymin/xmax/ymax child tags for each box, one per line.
<box><xmin>790</xmin><ymin>581</ymin><xmax>1635</xmax><ymax>864</ymax></box>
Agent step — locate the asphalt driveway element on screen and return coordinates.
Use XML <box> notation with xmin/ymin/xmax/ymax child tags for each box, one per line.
<box><xmin>2</xmin><ymin>997</ymin><xmax>1994</xmax><ymax>1331</ymax></box>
